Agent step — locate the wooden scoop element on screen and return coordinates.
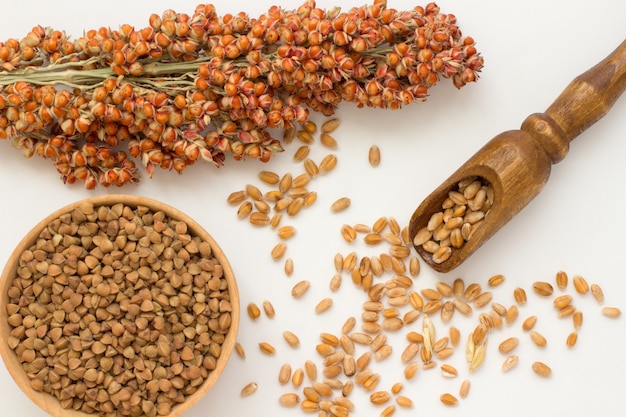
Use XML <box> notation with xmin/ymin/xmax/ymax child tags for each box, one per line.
<box><xmin>409</xmin><ymin>39</ymin><xmax>626</xmax><ymax>273</ymax></box>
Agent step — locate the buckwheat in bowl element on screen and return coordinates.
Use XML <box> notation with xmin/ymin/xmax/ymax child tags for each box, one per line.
<box><xmin>0</xmin><ymin>195</ymin><xmax>239</xmax><ymax>417</ymax></box>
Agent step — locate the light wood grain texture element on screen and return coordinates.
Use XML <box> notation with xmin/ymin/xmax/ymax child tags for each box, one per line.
<box><xmin>410</xmin><ymin>39</ymin><xmax>626</xmax><ymax>272</ymax></box>
<box><xmin>0</xmin><ymin>195</ymin><xmax>240</xmax><ymax>417</ymax></box>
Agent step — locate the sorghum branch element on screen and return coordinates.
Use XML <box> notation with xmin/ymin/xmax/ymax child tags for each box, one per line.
<box><xmin>0</xmin><ymin>0</ymin><xmax>484</xmax><ymax>189</ymax></box>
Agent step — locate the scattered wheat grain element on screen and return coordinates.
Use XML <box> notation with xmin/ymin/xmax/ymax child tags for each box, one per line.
<box><xmin>237</xmin><ymin>201</ymin><xmax>253</xmax><ymax>219</ymax></box>
<box><xmin>227</xmin><ymin>190</ymin><xmax>246</xmax><ymax>205</ymax></box>
<box><xmin>283</xmin><ymin>331</ymin><xmax>300</xmax><ymax>348</ymax></box>
<box><xmin>292</xmin><ymin>280</ymin><xmax>311</xmax><ymax>298</ymax></box>
<box><xmin>279</xmin><ymin>393</ymin><xmax>300</xmax><ymax>407</ymax></box>
<box><xmin>440</xmin><ymin>393</ymin><xmax>458</xmax><ymax>406</ymax></box>
<box><xmin>315</xmin><ymin>298</ymin><xmax>334</xmax><ymax>314</ymax></box>
<box><xmin>556</xmin><ymin>270</ymin><xmax>568</xmax><ymax>290</ymax></box>
<box><xmin>319</xmin><ymin>154</ymin><xmax>338</xmax><ymax>174</ymax></box>
<box><xmin>566</xmin><ymin>332</ymin><xmax>578</xmax><ymax>348</ymax></box>
<box><xmin>259</xmin><ymin>342</ymin><xmax>276</xmax><ymax>355</ymax></box>
<box><xmin>573</xmin><ymin>310</ymin><xmax>583</xmax><ymax>329</ymax></box>
<box><xmin>368</xmin><ymin>145</ymin><xmax>381</xmax><ymax>167</ymax></box>
<box><xmin>262</xmin><ymin>300</ymin><xmax>275</xmax><ymax>318</ymax></box>
<box><xmin>297</xmin><ymin>129</ymin><xmax>315</xmax><ymax>144</ymax></box>
<box><xmin>321</xmin><ymin>119</ymin><xmax>340</xmax><ymax>133</ymax></box>
<box><xmin>279</xmin><ymin>363</ymin><xmax>292</xmax><ymax>385</ymax></box>
<box><xmin>602</xmin><ymin>307</ymin><xmax>622</xmax><ymax>318</ymax></box>
<box><xmin>530</xmin><ymin>331</ymin><xmax>547</xmax><ymax>347</ymax></box>
<box><xmin>441</xmin><ymin>363</ymin><xmax>458</xmax><ymax>378</ymax></box>
<box><xmin>488</xmin><ymin>274</ymin><xmax>505</xmax><ymax>287</ymax></box>
<box><xmin>381</xmin><ymin>404</ymin><xmax>396</xmax><ymax>417</ymax></box>
<box><xmin>320</xmin><ymin>133</ymin><xmax>338</xmax><ymax>148</ymax></box>
<box><xmin>331</xmin><ymin>197</ymin><xmax>351</xmax><ymax>212</ymax></box>
<box><xmin>235</xmin><ymin>342</ymin><xmax>246</xmax><ymax>360</ymax></box>
<box><xmin>370</xmin><ymin>390</ymin><xmax>391</xmax><ymax>405</ymax></box>
<box><xmin>532</xmin><ymin>361</ymin><xmax>552</xmax><ymax>377</ymax></box>
<box><xmin>553</xmin><ymin>294</ymin><xmax>573</xmax><ymax>310</ymax></box>
<box><xmin>249</xmin><ymin>211</ymin><xmax>270</xmax><ymax>226</ymax></box>
<box><xmin>498</xmin><ymin>337</ymin><xmax>519</xmax><ymax>354</ymax></box>
<box><xmin>573</xmin><ymin>275</ymin><xmax>589</xmax><ymax>294</ymax></box>
<box><xmin>258</xmin><ymin>170</ymin><xmax>280</xmax><ymax>185</ymax></box>
<box><xmin>533</xmin><ymin>281</ymin><xmax>554</xmax><ymax>296</ymax></box>
<box><xmin>590</xmin><ymin>283</ymin><xmax>604</xmax><ymax>303</ymax></box>
<box><xmin>241</xmin><ymin>382</ymin><xmax>258</xmax><ymax>397</ymax></box>
<box><xmin>292</xmin><ymin>368</ymin><xmax>304</xmax><ymax>387</ymax></box>
<box><xmin>271</xmin><ymin>242</ymin><xmax>287</xmax><ymax>260</ymax></box>
<box><xmin>284</xmin><ymin>258</ymin><xmax>294</xmax><ymax>276</ymax></box>
<box><xmin>522</xmin><ymin>315</ymin><xmax>537</xmax><ymax>331</ymax></box>
<box><xmin>396</xmin><ymin>395</ymin><xmax>413</xmax><ymax>408</ymax></box>
<box><xmin>505</xmin><ymin>305</ymin><xmax>519</xmax><ymax>325</ymax></box>
<box><xmin>245</xmin><ymin>184</ymin><xmax>263</xmax><ymax>200</ymax></box>
<box><xmin>501</xmin><ymin>355</ymin><xmax>519</xmax><ymax>372</ymax></box>
<box><xmin>457</xmin><ymin>380</ymin><xmax>470</xmax><ymax>400</ymax></box>
<box><xmin>247</xmin><ymin>302</ymin><xmax>261</xmax><ymax>320</ymax></box>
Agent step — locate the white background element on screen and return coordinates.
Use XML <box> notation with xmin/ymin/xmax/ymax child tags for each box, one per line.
<box><xmin>1</xmin><ymin>1</ymin><xmax>625</xmax><ymax>416</ymax></box>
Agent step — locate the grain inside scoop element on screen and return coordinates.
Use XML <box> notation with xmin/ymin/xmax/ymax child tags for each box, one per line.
<box><xmin>410</xmin><ymin>39</ymin><xmax>626</xmax><ymax>273</ymax></box>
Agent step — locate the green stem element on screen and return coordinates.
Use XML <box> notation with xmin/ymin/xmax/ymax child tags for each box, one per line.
<box><xmin>140</xmin><ymin>58</ymin><xmax>213</xmax><ymax>76</ymax></box>
<box><xmin>0</xmin><ymin>68</ymin><xmax>113</xmax><ymax>89</ymax></box>
<box><xmin>0</xmin><ymin>42</ymin><xmax>409</xmax><ymax>94</ymax></box>
<box><xmin>0</xmin><ymin>57</ymin><xmax>215</xmax><ymax>90</ymax></box>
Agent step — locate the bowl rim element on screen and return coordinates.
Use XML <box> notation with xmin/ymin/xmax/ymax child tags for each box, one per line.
<box><xmin>0</xmin><ymin>194</ymin><xmax>240</xmax><ymax>417</ymax></box>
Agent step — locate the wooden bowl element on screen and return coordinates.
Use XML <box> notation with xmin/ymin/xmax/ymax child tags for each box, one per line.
<box><xmin>0</xmin><ymin>195</ymin><xmax>239</xmax><ymax>417</ymax></box>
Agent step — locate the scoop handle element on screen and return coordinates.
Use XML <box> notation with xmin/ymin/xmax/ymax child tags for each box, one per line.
<box><xmin>521</xmin><ymin>39</ymin><xmax>626</xmax><ymax>163</ymax></box>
